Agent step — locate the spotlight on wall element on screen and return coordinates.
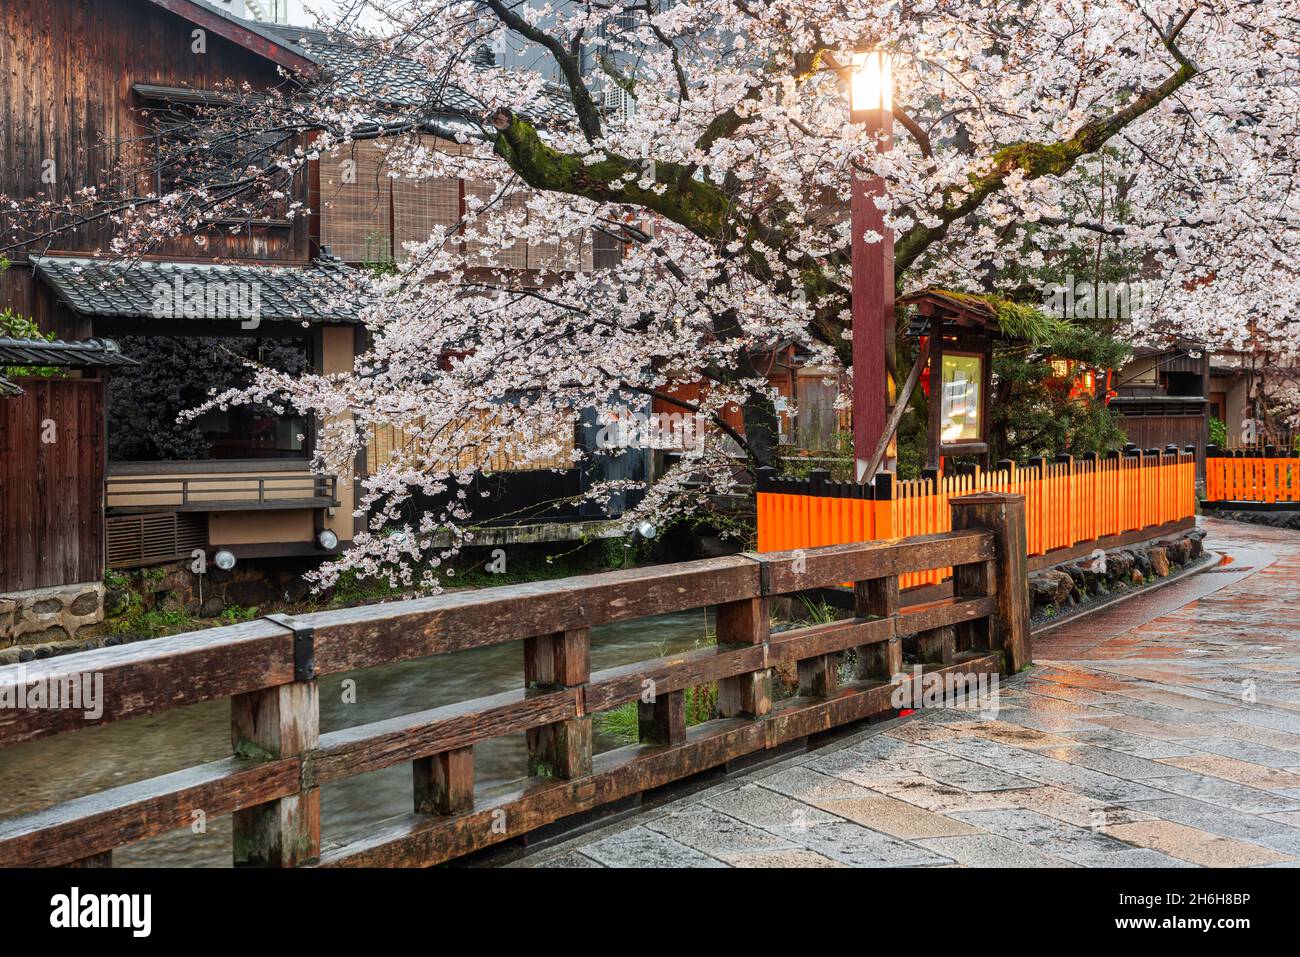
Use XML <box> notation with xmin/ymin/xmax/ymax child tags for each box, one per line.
<box><xmin>636</xmin><ymin>521</ymin><xmax>658</xmax><ymax>540</ymax></box>
<box><xmin>317</xmin><ymin>529</ymin><xmax>339</xmax><ymax>551</ymax></box>
<box><xmin>213</xmin><ymin>549</ymin><xmax>237</xmax><ymax>571</ymax></box>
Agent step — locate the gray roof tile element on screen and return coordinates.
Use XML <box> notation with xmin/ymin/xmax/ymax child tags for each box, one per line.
<box><xmin>31</xmin><ymin>256</ymin><xmax>361</xmax><ymax>323</ymax></box>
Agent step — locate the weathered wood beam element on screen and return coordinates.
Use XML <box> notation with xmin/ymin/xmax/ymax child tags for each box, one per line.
<box><xmin>950</xmin><ymin>493</ymin><xmax>1032</xmax><ymax>673</ymax></box>
<box><xmin>715</xmin><ymin>597</ymin><xmax>772</xmax><ymax>719</ymax></box>
<box><xmin>231</xmin><ymin>681</ymin><xmax>320</xmax><ymax>867</ymax></box>
<box><xmin>525</xmin><ymin>628</ymin><xmax>592</xmax><ymax>779</ymax></box>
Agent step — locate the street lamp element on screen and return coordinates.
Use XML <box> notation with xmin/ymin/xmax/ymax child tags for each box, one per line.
<box><xmin>848</xmin><ymin>49</ymin><xmax>895</xmax><ymax>482</ymax></box>
<box><xmin>849</xmin><ymin>51</ymin><xmax>892</xmax><ymax>119</ymax></box>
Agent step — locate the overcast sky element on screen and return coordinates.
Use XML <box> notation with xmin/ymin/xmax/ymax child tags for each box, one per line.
<box><xmin>285</xmin><ymin>1</ymin><xmax>385</xmax><ymax>28</ymax></box>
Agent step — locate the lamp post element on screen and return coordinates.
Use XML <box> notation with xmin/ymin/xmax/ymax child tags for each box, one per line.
<box><xmin>848</xmin><ymin>51</ymin><xmax>894</xmax><ymax>482</ymax></box>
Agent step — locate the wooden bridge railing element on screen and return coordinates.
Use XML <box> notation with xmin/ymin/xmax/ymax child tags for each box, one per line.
<box><xmin>0</xmin><ymin>493</ymin><xmax>1029</xmax><ymax>869</ymax></box>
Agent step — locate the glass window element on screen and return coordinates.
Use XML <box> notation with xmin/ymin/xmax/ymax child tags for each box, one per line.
<box><xmin>940</xmin><ymin>353</ymin><xmax>982</xmax><ymax>443</ymax></box>
<box><xmin>107</xmin><ymin>335</ymin><xmax>309</xmax><ymax>462</ymax></box>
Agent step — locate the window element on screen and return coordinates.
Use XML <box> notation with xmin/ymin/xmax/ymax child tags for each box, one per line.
<box><xmin>939</xmin><ymin>353</ymin><xmax>983</xmax><ymax>443</ymax></box>
<box><xmin>107</xmin><ymin>335</ymin><xmax>310</xmax><ymax>462</ymax></box>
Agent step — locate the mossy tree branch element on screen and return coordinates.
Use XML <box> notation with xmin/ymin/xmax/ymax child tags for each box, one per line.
<box><xmin>894</xmin><ymin>32</ymin><xmax>1199</xmax><ymax>274</ymax></box>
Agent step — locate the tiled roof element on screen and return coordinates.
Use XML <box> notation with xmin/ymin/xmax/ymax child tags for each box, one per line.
<box><xmin>0</xmin><ymin>336</ymin><xmax>139</xmax><ymax>397</ymax></box>
<box><xmin>257</xmin><ymin>24</ymin><xmax>578</xmax><ymax>129</ymax></box>
<box><xmin>0</xmin><ymin>336</ymin><xmax>139</xmax><ymax>368</ymax></box>
<box><xmin>31</xmin><ymin>256</ymin><xmax>360</xmax><ymax>323</ymax></box>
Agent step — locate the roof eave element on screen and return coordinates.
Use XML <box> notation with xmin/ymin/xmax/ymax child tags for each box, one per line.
<box><xmin>145</xmin><ymin>0</ymin><xmax>321</xmax><ymax>77</ymax></box>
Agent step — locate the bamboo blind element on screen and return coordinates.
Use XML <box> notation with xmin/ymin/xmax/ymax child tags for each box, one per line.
<box><xmin>369</xmin><ymin>411</ymin><xmax>576</xmax><ymax>474</ymax></box>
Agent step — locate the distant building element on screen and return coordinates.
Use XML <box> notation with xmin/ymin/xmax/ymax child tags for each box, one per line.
<box><xmin>1109</xmin><ymin>345</ymin><xmax>1209</xmax><ymax>469</ymax></box>
<box><xmin>208</xmin><ymin>0</ymin><xmax>290</xmax><ymax>23</ymax></box>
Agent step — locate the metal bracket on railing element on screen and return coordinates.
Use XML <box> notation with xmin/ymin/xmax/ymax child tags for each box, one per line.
<box><xmin>265</xmin><ymin>613</ymin><xmax>316</xmax><ymax>681</ymax></box>
<box><xmin>739</xmin><ymin>553</ymin><xmax>774</xmax><ymax>595</ymax></box>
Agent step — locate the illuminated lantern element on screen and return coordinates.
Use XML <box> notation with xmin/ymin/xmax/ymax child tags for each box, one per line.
<box><xmin>897</xmin><ymin>290</ymin><xmax>999</xmax><ymax>473</ymax></box>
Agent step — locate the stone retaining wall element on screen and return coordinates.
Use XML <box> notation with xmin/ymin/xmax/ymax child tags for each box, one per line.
<box><xmin>1028</xmin><ymin>528</ymin><xmax>1206</xmax><ymax>620</ymax></box>
<box><xmin>0</xmin><ymin>582</ymin><xmax>104</xmax><ymax>650</ymax></box>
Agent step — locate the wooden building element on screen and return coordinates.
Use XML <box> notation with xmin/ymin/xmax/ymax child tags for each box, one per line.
<box><xmin>0</xmin><ymin>0</ymin><xmax>652</xmax><ymax>614</ymax></box>
<box><xmin>1110</xmin><ymin>345</ymin><xmax>1210</xmax><ymax>471</ymax></box>
<box><xmin>0</xmin><ymin>0</ymin><xmax>368</xmax><ymax>578</ymax></box>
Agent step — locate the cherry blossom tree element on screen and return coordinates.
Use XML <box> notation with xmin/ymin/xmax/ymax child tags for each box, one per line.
<box><xmin>3</xmin><ymin>0</ymin><xmax>1298</xmax><ymax>588</ymax></box>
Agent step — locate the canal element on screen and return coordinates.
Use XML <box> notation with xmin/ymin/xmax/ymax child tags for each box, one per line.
<box><xmin>0</xmin><ymin>608</ymin><xmax>716</xmax><ymax>866</ymax></box>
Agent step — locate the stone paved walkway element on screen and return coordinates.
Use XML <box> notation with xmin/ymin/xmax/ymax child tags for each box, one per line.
<box><xmin>515</xmin><ymin>517</ymin><xmax>1300</xmax><ymax>868</ymax></box>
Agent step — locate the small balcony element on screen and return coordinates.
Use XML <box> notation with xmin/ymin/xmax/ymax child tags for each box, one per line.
<box><xmin>106</xmin><ymin>470</ymin><xmax>339</xmax><ymax>513</ymax></box>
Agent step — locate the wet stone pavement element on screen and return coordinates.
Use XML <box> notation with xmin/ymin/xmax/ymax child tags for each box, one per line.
<box><xmin>515</xmin><ymin>518</ymin><xmax>1300</xmax><ymax>868</ymax></box>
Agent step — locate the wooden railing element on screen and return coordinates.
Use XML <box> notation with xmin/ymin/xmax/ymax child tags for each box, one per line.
<box><xmin>0</xmin><ymin>493</ymin><xmax>1029</xmax><ymax>868</ymax></box>
<box><xmin>106</xmin><ymin>472</ymin><xmax>339</xmax><ymax>512</ymax></box>
<box><xmin>758</xmin><ymin>446</ymin><xmax>1197</xmax><ymax>589</ymax></box>
<box><xmin>1204</xmin><ymin>445</ymin><xmax>1300</xmax><ymax>507</ymax></box>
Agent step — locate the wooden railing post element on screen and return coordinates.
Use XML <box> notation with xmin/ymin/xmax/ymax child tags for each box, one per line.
<box><xmin>853</xmin><ymin>471</ymin><xmax>902</xmax><ymax>680</ymax></box>
<box><xmin>715</xmin><ymin>597</ymin><xmax>772</xmax><ymax>718</ymax></box>
<box><xmin>639</xmin><ymin>691</ymin><xmax>687</xmax><ymax>746</ymax></box>
<box><xmin>231</xmin><ymin>679</ymin><xmax>320</xmax><ymax>867</ymax></box>
<box><xmin>949</xmin><ymin>493</ymin><xmax>1030</xmax><ymax>674</ymax></box>
<box><xmin>414</xmin><ymin>746</ymin><xmax>474</xmax><ymax>815</ymax></box>
<box><xmin>524</xmin><ymin>628</ymin><xmax>591</xmax><ymax>778</ymax></box>
<box><xmin>854</xmin><ymin>573</ymin><xmax>901</xmax><ymax>680</ymax></box>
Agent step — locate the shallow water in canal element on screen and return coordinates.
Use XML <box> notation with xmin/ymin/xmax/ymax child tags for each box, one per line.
<box><xmin>0</xmin><ymin>608</ymin><xmax>716</xmax><ymax>866</ymax></box>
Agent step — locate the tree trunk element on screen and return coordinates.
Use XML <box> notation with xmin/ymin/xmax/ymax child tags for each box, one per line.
<box><xmin>741</xmin><ymin>388</ymin><xmax>778</xmax><ymax>469</ymax></box>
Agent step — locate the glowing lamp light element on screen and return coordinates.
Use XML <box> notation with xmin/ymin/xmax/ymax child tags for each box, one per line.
<box><xmin>213</xmin><ymin>549</ymin><xmax>237</xmax><ymax>571</ymax></box>
<box><xmin>317</xmin><ymin>529</ymin><xmax>339</xmax><ymax>551</ymax></box>
<box><xmin>849</xmin><ymin>50</ymin><xmax>892</xmax><ymax>119</ymax></box>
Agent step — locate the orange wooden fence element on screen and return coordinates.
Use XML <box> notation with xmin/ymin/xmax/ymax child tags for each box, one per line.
<box><xmin>757</xmin><ymin>446</ymin><xmax>1197</xmax><ymax>590</ymax></box>
<box><xmin>1204</xmin><ymin>446</ymin><xmax>1300</xmax><ymax>506</ymax></box>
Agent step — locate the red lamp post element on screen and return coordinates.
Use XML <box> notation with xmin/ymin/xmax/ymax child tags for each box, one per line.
<box><xmin>849</xmin><ymin>51</ymin><xmax>894</xmax><ymax>482</ymax></box>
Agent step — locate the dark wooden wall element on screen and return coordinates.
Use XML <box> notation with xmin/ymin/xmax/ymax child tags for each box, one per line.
<box><xmin>0</xmin><ymin>0</ymin><xmax>312</xmax><ymax>274</ymax></box>
<box><xmin>1119</xmin><ymin>412</ymin><xmax>1207</xmax><ymax>476</ymax></box>
<box><xmin>0</xmin><ymin>378</ymin><xmax>106</xmax><ymax>592</ymax></box>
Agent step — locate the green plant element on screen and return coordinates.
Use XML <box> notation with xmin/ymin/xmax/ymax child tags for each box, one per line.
<box><xmin>595</xmin><ymin>683</ymin><xmax>719</xmax><ymax>743</ymax></box>
<box><xmin>102</xmin><ymin>567</ymin><xmax>130</xmax><ymax>590</ymax></box>
<box><xmin>797</xmin><ymin>596</ymin><xmax>841</xmax><ymax>625</ymax></box>
<box><xmin>106</xmin><ymin>606</ymin><xmax>200</xmax><ymax>638</ymax></box>
<box><xmin>218</xmin><ymin>604</ymin><xmax>260</xmax><ymax>624</ymax></box>
<box><xmin>1209</xmin><ymin>417</ymin><xmax>1228</xmax><ymax>448</ymax></box>
<box><xmin>363</xmin><ymin>231</ymin><xmax>398</xmax><ymax>277</ymax></box>
<box><xmin>0</xmin><ymin>308</ymin><xmax>62</xmax><ymax>379</ymax></box>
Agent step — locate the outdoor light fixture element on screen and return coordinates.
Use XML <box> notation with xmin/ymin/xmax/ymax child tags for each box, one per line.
<box><xmin>849</xmin><ymin>50</ymin><xmax>892</xmax><ymax>121</ymax></box>
<box><xmin>848</xmin><ymin>45</ymin><xmax>896</xmax><ymax>480</ymax></box>
<box><xmin>317</xmin><ymin>529</ymin><xmax>339</xmax><ymax>551</ymax></box>
<box><xmin>213</xmin><ymin>549</ymin><xmax>237</xmax><ymax>571</ymax></box>
<box><xmin>636</xmin><ymin>521</ymin><xmax>658</xmax><ymax>540</ymax></box>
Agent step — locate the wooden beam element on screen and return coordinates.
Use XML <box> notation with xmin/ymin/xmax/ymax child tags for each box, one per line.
<box><xmin>715</xmin><ymin>597</ymin><xmax>772</xmax><ymax>719</ymax></box>
<box><xmin>863</xmin><ymin>334</ymin><xmax>930</xmax><ymax>481</ymax></box>
<box><xmin>854</xmin><ymin>574</ymin><xmax>901</xmax><ymax>681</ymax></box>
<box><xmin>638</xmin><ymin>690</ymin><xmax>686</xmax><ymax>746</ymax></box>
<box><xmin>950</xmin><ymin>493</ymin><xmax>1031</xmax><ymax>673</ymax></box>
<box><xmin>231</xmin><ymin>681</ymin><xmax>320</xmax><ymax>867</ymax></box>
<box><xmin>414</xmin><ymin>746</ymin><xmax>474</xmax><ymax>815</ymax></box>
<box><xmin>525</xmin><ymin>629</ymin><xmax>592</xmax><ymax>779</ymax></box>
